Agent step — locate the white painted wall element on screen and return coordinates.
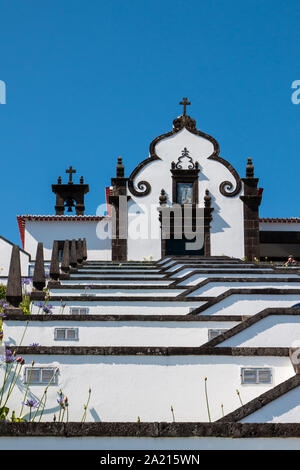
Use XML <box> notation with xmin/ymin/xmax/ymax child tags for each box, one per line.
<box><xmin>188</xmin><ymin>282</ymin><xmax>300</xmax><ymax>297</ymax></box>
<box><xmin>0</xmin><ymin>354</ymin><xmax>293</xmax><ymax>423</ymax></box>
<box><xmin>127</xmin><ymin>128</ymin><xmax>245</xmax><ymax>260</ymax></box>
<box><xmin>241</xmin><ymin>385</ymin><xmax>300</xmax><ymax>423</ymax></box>
<box><xmin>48</xmin><ymin>288</ymin><xmax>184</xmax><ymax>297</ymax></box>
<box><xmin>179</xmin><ymin>273</ymin><xmax>300</xmax><ymax>287</ymax></box>
<box><xmin>0</xmin><ymin>237</ymin><xmax>30</xmax><ymax>276</ymax></box>
<box><xmin>24</xmin><ymin>219</ymin><xmax>112</xmax><ymax>261</ymax></box>
<box><xmin>197</xmin><ymin>294</ymin><xmax>300</xmax><ymax>316</ymax></box>
<box><xmin>30</xmin><ymin>300</ymin><xmax>206</xmax><ymax>315</ymax></box>
<box><xmin>218</xmin><ymin>316</ymin><xmax>300</xmax><ymax>347</ymax></box>
<box><xmin>3</xmin><ymin>320</ymin><xmax>239</xmax><ymax>347</ymax></box>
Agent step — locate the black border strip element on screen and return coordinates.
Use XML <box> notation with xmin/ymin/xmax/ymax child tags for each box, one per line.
<box><xmin>10</xmin><ymin>346</ymin><xmax>290</xmax><ymax>356</ymax></box>
<box><xmin>1</xmin><ymin>421</ymin><xmax>300</xmax><ymax>437</ymax></box>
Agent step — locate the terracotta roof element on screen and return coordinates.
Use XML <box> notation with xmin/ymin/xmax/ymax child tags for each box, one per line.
<box><xmin>260</xmin><ymin>218</ymin><xmax>300</xmax><ymax>223</ymax></box>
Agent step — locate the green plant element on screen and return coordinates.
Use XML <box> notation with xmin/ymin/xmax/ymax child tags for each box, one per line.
<box><xmin>236</xmin><ymin>389</ymin><xmax>243</xmax><ymax>406</ymax></box>
<box><xmin>81</xmin><ymin>387</ymin><xmax>92</xmax><ymax>423</ymax></box>
<box><xmin>0</xmin><ymin>284</ymin><xmax>6</xmax><ymax>300</ymax></box>
<box><xmin>204</xmin><ymin>377</ymin><xmax>211</xmax><ymax>422</ymax></box>
<box><xmin>170</xmin><ymin>405</ymin><xmax>175</xmax><ymax>422</ymax></box>
<box><xmin>20</xmin><ymin>295</ymin><xmax>31</xmax><ymax>315</ymax></box>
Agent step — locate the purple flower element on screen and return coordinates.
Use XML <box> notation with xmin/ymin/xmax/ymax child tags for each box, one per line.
<box><xmin>22</xmin><ymin>399</ymin><xmax>39</xmax><ymax>409</ymax></box>
<box><xmin>37</xmin><ymin>302</ymin><xmax>54</xmax><ymax>315</ymax></box>
<box><xmin>29</xmin><ymin>343</ymin><xmax>40</xmax><ymax>348</ymax></box>
<box><xmin>0</xmin><ymin>300</ymin><xmax>8</xmax><ymax>310</ymax></box>
<box><xmin>1</xmin><ymin>348</ymin><xmax>16</xmax><ymax>364</ymax></box>
<box><xmin>22</xmin><ymin>278</ymin><xmax>31</xmax><ymax>286</ymax></box>
<box><xmin>42</xmin><ymin>304</ymin><xmax>53</xmax><ymax>315</ymax></box>
<box><xmin>0</xmin><ymin>313</ymin><xmax>7</xmax><ymax>318</ymax></box>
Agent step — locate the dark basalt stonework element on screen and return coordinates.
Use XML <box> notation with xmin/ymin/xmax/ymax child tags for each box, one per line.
<box><xmin>6</xmin><ymin>245</ymin><xmax>22</xmax><ymax>308</ymax></box>
<box><xmin>1</xmin><ymin>422</ymin><xmax>300</xmax><ymax>438</ymax></box>
<box><xmin>12</xmin><ymin>346</ymin><xmax>290</xmax><ymax>356</ymax></box>
<box><xmin>52</xmin><ymin>167</ymin><xmax>89</xmax><ymax>215</ymax></box>
<box><xmin>32</xmin><ymin>242</ymin><xmax>46</xmax><ymax>291</ymax></box>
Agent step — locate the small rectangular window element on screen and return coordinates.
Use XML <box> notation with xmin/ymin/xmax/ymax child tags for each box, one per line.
<box><xmin>208</xmin><ymin>329</ymin><xmax>228</xmax><ymax>341</ymax></box>
<box><xmin>24</xmin><ymin>367</ymin><xmax>58</xmax><ymax>385</ymax></box>
<box><xmin>69</xmin><ymin>307</ymin><xmax>89</xmax><ymax>315</ymax></box>
<box><xmin>54</xmin><ymin>328</ymin><xmax>78</xmax><ymax>340</ymax></box>
<box><xmin>241</xmin><ymin>368</ymin><xmax>272</xmax><ymax>384</ymax></box>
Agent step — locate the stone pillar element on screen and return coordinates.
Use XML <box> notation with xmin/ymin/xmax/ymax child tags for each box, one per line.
<box><xmin>70</xmin><ymin>239</ymin><xmax>78</xmax><ymax>269</ymax></box>
<box><xmin>49</xmin><ymin>240</ymin><xmax>60</xmax><ymax>281</ymax></box>
<box><xmin>77</xmin><ymin>239</ymin><xmax>83</xmax><ymax>265</ymax></box>
<box><xmin>82</xmin><ymin>238</ymin><xmax>87</xmax><ymax>261</ymax></box>
<box><xmin>109</xmin><ymin>157</ymin><xmax>130</xmax><ymax>262</ymax></box>
<box><xmin>33</xmin><ymin>242</ymin><xmax>46</xmax><ymax>291</ymax></box>
<box><xmin>240</xmin><ymin>158</ymin><xmax>263</xmax><ymax>261</ymax></box>
<box><xmin>61</xmin><ymin>240</ymin><xmax>70</xmax><ymax>273</ymax></box>
<box><xmin>6</xmin><ymin>245</ymin><xmax>22</xmax><ymax>308</ymax></box>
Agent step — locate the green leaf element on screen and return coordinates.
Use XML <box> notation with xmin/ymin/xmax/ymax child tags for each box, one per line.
<box><xmin>0</xmin><ymin>406</ymin><xmax>9</xmax><ymax>418</ymax></box>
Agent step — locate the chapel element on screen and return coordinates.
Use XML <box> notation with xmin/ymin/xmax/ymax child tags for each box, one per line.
<box><xmin>1</xmin><ymin>100</ymin><xmax>300</xmax><ymax>449</ymax></box>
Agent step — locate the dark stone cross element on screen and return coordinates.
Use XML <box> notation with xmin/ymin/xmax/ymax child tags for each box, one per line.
<box><xmin>66</xmin><ymin>166</ymin><xmax>76</xmax><ymax>184</ymax></box>
<box><xmin>179</xmin><ymin>97</ymin><xmax>191</xmax><ymax>116</ymax></box>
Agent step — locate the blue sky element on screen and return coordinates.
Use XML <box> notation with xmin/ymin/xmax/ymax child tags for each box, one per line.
<box><xmin>0</xmin><ymin>0</ymin><xmax>300</xmax><ymax>244</ymax></box>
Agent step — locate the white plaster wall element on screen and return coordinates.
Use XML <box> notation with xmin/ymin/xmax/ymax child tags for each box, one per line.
<box><xmin>3</xmin><ymin>320</ymin><xmax>239</xmax><ymax>347</ymax></box>
<box><xmin>31</xmin><ymin>300</ymin><xmax>206</xmax><ymax>315</ymax></box>
<box><xmin>188</xmin><ymin>282</ymin><xmax>300</xmax><ymax>297</ymax></box>
<box><xmin>219</xmin><ymin>316</ymin><xmax>300</xmax><ymax>347</ymax></box>
<box><xmin>0</xmin><ymin>238</ymin><xmax>30</xmax><ymax>276</ymax></box>
<box><xmin>48</xmin><ymin>288</ymin><xmax>184</xmax><ymax>297</ymax></box>
<box><xmin>197</xmin><ymin>294</ymin><xmax>300</xmax><ymax>316</ymax></box>
<box><xmin>1</xmin><ymin>436</ymin><xmax>300</xmax><ymax>450</ymax></box>
<box><xmin>24</xmin><ymin>220</ymin><xmax>112</xmax><ymax>261</ymax></box>
<box><xmin>241</xmin><ymin>386</ymin><xmax>300</xmax><ymax>423</ymax></box>
<box><xmin>179</xmin><ymin>273</ymin><xmax>300</xmax><ymax>287</ymax></box>
<box><xmin>61</xmin><ymin>280</ymin><xmax>172</xmax><ymax>286</ymax></box>
<box><xmin>127</xmin><ymin>128</ymin><xmax>244</xmax><ymax>260</ymax></box>
<box><xmin>1</xmin><ymin>354</ymin><xmax>293</xmax><ymax>423</ymax></box>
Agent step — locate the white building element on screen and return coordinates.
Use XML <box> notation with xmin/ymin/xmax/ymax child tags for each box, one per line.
<box><xmin>1</xmin><ymin>99</ymin><xmax>300</xmax><ymax>449</ymax></box>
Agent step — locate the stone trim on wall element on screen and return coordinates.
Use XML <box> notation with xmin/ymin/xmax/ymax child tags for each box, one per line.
<box><xmin>4</xmin><ymin>314</ymin><xmax>246</xmax><ymax>322</ymax></box>
<box><xmin>1</xmin><ymin>421</ymin><xmax>300</xmax><ymax>438</ymax></box>
<box><xmin>11</xmin><ymin>346</ymin><xmax>290</xmax><ymax>356</ymax></box>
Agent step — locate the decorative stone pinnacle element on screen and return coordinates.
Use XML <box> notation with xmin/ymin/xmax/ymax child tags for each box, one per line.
<box><xmin>159</xmin><ymin>189</ymin><xmax>167</xmax><ymax>206</ymax></box>
<box><xmin>246</xmin><ymin>158</ymin><xmax>254</xmax><ymax>178</ymax></box>
<box><xmin>204</xmin><ymin>189</ymin><xmax>212</xmax><ymax>208</ymax></box>
<box><xmin>6</xmin><ymin>245</ymin><xmax>22</xmax><ymax>308</ymax></box>
<box><xmin>33</xmin><ymin>242</ymin><xmax>46</xmax><ymax>291</ymax></box>
<box><xmin>116</xmin><ymin>156</ymin><xmax>125</xmax><ymax>178</ymax></box>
